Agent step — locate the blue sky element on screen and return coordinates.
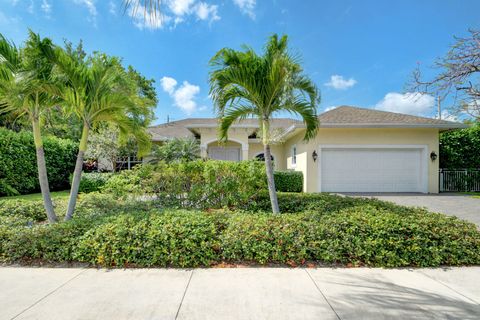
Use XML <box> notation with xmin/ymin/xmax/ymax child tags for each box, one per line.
<box><xmin>1</xmin><ymin>0</ymin><xmax>479</xmax><ymax>124</ymax></box>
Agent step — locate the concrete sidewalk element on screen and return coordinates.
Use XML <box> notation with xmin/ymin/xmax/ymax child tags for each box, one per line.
<box><xmin>0</xmin><ymin>267</ymin><xmax>479</xmax><ymax>320</ymax></box>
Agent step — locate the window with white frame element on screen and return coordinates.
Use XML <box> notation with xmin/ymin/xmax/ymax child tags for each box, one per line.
<box><xmin>291</xmin><ymin>145</ymin><xmax>297</xmax><ymax>166</ymax></box>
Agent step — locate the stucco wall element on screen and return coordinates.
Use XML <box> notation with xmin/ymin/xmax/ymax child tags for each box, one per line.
<box><xmin>284</xmin><ymin>128</ymin><xmax>440</xmax><ymax>193</ymax></box>
<box><xmin>248</xmin><ymin>143</ymin><xmax>286</xmax><ymax>170</ymax></box>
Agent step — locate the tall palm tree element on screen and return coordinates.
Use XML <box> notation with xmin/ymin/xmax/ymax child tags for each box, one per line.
<box><xmin>45</xmin><ymin>48</ymin><xmax>153</xmax><ymax>220</ymax></box>
<box><xmin>209</xmin><ymin>34</ymin><xmax>320</xmax><ymax>214</ymax></box>
<box><xmin>0</xmin><ymin>32</ymin><xmax>59</xmax><ymax>223</ymax></box>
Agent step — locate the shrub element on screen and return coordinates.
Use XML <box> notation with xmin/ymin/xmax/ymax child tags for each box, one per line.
<box><xmin>102</xmin><ymin>160</ymin><xmax>267</xmax><ymax>209</ymax></box>
<box><xmin>75</xmin><ymin>211</ymin><xmax>223</xmax><ymax>267</ymax></box>
<box><xmin>0</xmin><ymin>128</ymin><xmax>77</xmax><ymax>196</ymax></box>
<box><xmin>78</xmin><ymin>173</ymin><xmax>113</xmax><ymax>193</ymax></box>
<box><xmin>1</xmin><ymin>198</ymin><xmax>479</xmax><ymax>267</ymax></box>
<box><xmin>0</xmin><ymin>199</ymin><xmax>53</xmax><ymax>222</ymax></box>
<box><xmin>274</xmin><ymin>171</ymin><xmax>303</xmax><ymax>192</ymax></box>
<box><xmin>440</xmin><ymin>123</ymin><xmax>480</xmax><ymax>169</ymax></box>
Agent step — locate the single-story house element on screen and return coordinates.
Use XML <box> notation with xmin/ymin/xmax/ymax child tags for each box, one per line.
<box><xmin>147</xmin><ymin>106</ymin><xmax>467</xmax><ymax>193</ymax></box>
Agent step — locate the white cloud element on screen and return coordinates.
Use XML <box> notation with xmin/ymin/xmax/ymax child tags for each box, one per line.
<box><xmin>324</xmin><ymin>106</ymin><xmax>337</xmax><ymax>112</ymax></box>
<box><xmin>129</xmin><ymin>5</ymin><xmax>170</xmax><ymax>30</ymax></box>
<box><xmin>168</xmin><ymin>0</ymin><xmax>196</xmax><ymax>16</ymax></box>
<box><xmin>41</xmin><ymin>0</ymin><xmax>51</xmax><ymax>14</ymax></box>
<box><xmin>375</xmin><ymin>92</ymin><xmax>435</xmax><ymax>116</ymax></box>
<box><xmin>73</xmin><ymin>0</ymin><xmax>97</xmax><ymax>26</ymax></box>
<box><xmin>233</xmin><ymin>0</ymin><xmax>256</xmax><ymax>19</ymax></box>
<box><xmin>108</xmin><ymin>1</ymin><xmax>117</xmax><ymax>15</ymax></box>
<box><xmin>161</xmin><ymin>76</ymin><xmax>200</xmax><ymax>114</ymax></box>
<box><xmin>160</xmin><ymin>76</ymin><xmax>178</xmax><ymax>95</ymax></box>
<box><xmin>325</xmin><ymin>75</ymin><xmax>357</xmax><ymax>90</ymax></box>
<box><xmin>194</xmin><ymin>2</ymin><xmax>219</xmax><ymax>21</ymax></box>
<box><xmin>129</xmin><ymin>0</ymin><xmax>218</xmax><ymax>30</ymax></box>
<box><xmin>436</xmin><ymin>110</ymin><xmax>459</xmax><ymax>122</ymax></box>
<box><xmin>173</xmin><ymin>82</ymin><xmax>200</xmax><ymax>114</ymax></box>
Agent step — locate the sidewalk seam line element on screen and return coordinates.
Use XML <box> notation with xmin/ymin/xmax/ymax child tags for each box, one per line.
<box><xmin>418</xmin><ymin>270</ymin><xmax>479</xmax><ymax>305</ymax></box>
<box><xmin>10</xmin><ymin>268</ymin><xmax>87</xmax><ymax>320</ymax></box>
<box><xmin>175</xmin><ymin>270</ymin><xmax>194</xmax><ymax>320</ymax></box>
<box><xmin>304</xmin><ymin>269</ymin><xmax>342</xmax><ymax>320</ymax></box>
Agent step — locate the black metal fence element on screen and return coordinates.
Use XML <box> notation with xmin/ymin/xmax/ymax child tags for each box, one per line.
<box><xmin>439</xmin><ymin>169</ymin><xmax>480</xmax><ymax>192</ymax></box>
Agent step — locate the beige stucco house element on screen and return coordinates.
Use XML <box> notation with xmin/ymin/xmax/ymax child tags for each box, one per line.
<box><xmin>147</xmin><ymin>106</ymin><xmax>467</xmax><ymax>193</ymax></box>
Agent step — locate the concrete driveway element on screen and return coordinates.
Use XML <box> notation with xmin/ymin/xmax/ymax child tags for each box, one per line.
<box><xmin>0</xmin><ymin>267</ymin><xmax>479</xmax><ymax>320</ymax></box>
<box><xmin>340</xmin><ymin>193</ymin><xmax>480</xmax><ymax>227</ymax></box>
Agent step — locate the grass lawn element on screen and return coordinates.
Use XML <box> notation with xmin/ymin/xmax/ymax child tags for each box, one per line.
<box><xmin>0</xmin><ymin>190</ymin><xmax>70</xmax><ymax>201</ymax></box>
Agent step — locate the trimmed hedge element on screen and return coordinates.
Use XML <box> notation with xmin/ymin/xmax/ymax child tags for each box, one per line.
<box><xmin>274</xmin><ymin>171</ymin><xmax>303</xmax><ymax>192</ymax></box>
<box><xmin>1</xmin><ymin>193</ymin><xmax>479</xmax><ymax>268</ymax></box>
<box><xmin>0</xmin><ymin>128</ymin><xmax>77</xmax><ymax>196</ymax></box>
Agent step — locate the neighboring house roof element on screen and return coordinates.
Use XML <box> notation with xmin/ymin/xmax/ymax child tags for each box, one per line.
<box><xmin>148</xmin><ymin>106</ymin><xmax>467</xmax><ymax>141</ymax></box>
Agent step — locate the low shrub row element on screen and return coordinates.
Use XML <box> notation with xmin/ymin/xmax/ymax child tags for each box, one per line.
<box><xmin>274</xmin><ymin>171</ymin><xmax>303</xmax><ymax>193</ymax></box>
<box><xmin>1</xmin><ymin>193</ymin><xmax>479</xmax><ymax>268</ymax></box>
<box><xmin>0</xmin><ymin>127</ymin><xmax>77</xmax><ymax>196</ymax></box>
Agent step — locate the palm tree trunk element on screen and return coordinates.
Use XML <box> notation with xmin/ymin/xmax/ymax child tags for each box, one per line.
<box><xmin>65</xmin><ymin>124</ymin><xmax>89</xmax><ymax>221</ymax></box>
<box><xmin>32</xmin><ymin>119</ymin><xmax>57</xmax><ymax>223</ymax></box>
<box><xmin>264</xmin><ymin>144</ymin><xmax>280</xmax><ymax>214</ymax></box>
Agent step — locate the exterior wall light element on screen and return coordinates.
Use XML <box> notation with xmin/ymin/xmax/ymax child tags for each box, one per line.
<box><xmin>312</xmin><ymin>150</ymin><xmax>318</xmax><ymax>162</ymax></box>
<box><xmin>430</xmin><ymin>151</ymin><xmax>438</xmax><ymax>161</ymax></box>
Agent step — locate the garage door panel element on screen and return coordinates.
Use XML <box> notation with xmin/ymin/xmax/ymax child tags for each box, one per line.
<box><xmin>321</xmin><ymin>148</ymin><xmax>425</xmax><ymax>193</ymax></box>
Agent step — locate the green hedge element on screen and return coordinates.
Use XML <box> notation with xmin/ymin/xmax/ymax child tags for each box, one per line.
<box><xmin>102</xmin><ymin>160</ymin><xmax>267</xmax><ymax>209</ymax></box>
<box><xmin>440</xmin><ymin>123</ymin><xmax>480</xmax><ymax>169</ymax></box>
<box><xmin>0</xmin><ymin>128</ymin><xmax>77</xmax><ymax>196</ymax></box>
<box><xmin>1</xmin><ymin>208</ymin><xmax>479</xmax><ymax>268</ymax></box>
<box><xmin>79</xmin><ymin>173</ymin><xmax>113</xmax><ymax>193</ymax></box>
<box><xmin>274</xmin><ymin>171</ymin><xmax>303</xmax><ymax>192</ymax></box>
<box><xmin>1</xmin><ymin>193</ymin><xmax>479</xmax><ymax>268</ymax></box>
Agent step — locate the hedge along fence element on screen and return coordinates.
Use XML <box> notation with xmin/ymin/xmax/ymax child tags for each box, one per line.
<box><xmin>0</xmin><ymin>128</ymin><xmax>78</xmax><ymax>196</ymax></box>
<box><xmin>274</xmin><ymin>171</ymin><xmax>303</xmax><ymax>192</ymax></box>
<box><xmin>102</xmin><ymin>160</ymin><xmax>268</xmax><ymax>209</ymax></box>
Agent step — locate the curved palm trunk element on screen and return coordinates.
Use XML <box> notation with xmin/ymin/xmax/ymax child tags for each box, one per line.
<box><xmin>65</xmin><ymin>124</ymin><xmax>89</xmax><ymax>221</ymax></box>
<box><xmin>264</xmin><ymin>143</ymin><xmax>280</xmax><ymax>214</ymax></box>
<box><xmin>32</xmin><ymin>120</ymin><xmax>57</xmax><ymax>223</ymax></box>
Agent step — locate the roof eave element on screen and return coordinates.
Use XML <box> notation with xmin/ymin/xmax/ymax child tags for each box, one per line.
<box><xmin>318</xmin><ymin>123</ymin><xmax>469</xmax><ymax>129</ymax></box>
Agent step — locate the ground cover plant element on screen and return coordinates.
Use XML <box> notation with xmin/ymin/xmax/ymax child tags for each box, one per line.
<box><xmin>1</xmin><ymin>192</ymin><xmax>479</xmax><ymax>268</ymax></box>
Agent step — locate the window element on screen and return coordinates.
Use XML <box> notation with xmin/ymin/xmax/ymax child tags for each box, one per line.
<box><xmin>255</xmin><ymin>153</ymin><xmax>274</xmax><ymax>162</ymax></box>
<box><xmin>291</xmin><ymin>145</ymin><xmax>297</xmax><ymax>166</ymax></box>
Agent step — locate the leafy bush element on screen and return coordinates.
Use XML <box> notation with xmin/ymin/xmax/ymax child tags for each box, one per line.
<box><xmin>75</xmin><ymin>211</ymin><xmax>222</xmax><ymax>267</ymax></box>
<box><xmin>0</xmin><ymin>199</ymin><xmax>54</xmax><ymax>222</ymax></box>
<box><xmin>149</xmin><ymin>138</ymin><xmax>200</xmax><ymax>163</ymax></box>
<box><xmin>102</xmin><ymin>160</ymin><xmax>267</xmax><ymax>209</ymax></box>
<box><xmin>440</xmin><ymin>123</ymin><xmax>480</xmax><ymax>169</ymax></box>
<box><xmin>274</xmin><ymin>171</ymin><xmax>303</xmax><ymax>192</ymax></box>
<box><xmin>1</xmin><ymin>194</ymin><xmax>479</xmax><ymax>267</ymax></box>
<box><xmin>78</xmin><ymin>173</ymin><xmax>113</xmax><ymax>193</ymax></box>
<box><xmin>0</xmin><ymin>128</ymin><xmax>77</xmax><ymax>196</ymax></box>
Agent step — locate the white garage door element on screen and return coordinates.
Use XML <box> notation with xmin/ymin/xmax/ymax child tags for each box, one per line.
<box><xmin>208</xmin><ymin>147</ymin><xmax>241</xmax><ymax>161</ymax></box>
<box><xmin>320</xmin><ymin>147</ymin><xmax>426</xmax><ymax>193</ymax></box>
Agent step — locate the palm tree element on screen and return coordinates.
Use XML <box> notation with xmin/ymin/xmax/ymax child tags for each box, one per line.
<box><xmin>209</xmin><ymin>34</ymin><xmax>320</xmax><ymax>214</ymax></box>
<box><xmin>46</xmin><ymin>48</ymin><xmax>153</xmax><ymax>220</ymax></box>
<box><xmin>0</xmin><ymin>32</ymin><xmax>59</xmax><ymax>223</ymax></box>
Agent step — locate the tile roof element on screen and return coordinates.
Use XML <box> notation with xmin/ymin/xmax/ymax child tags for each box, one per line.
<box><xmin>147</xmin><ymin>106</ymin><xmax>467</xmax><ymax>141</ymax></box>
<box><xmin>147</xmin><ymin>118</ymin><xmax>302</xmax><ymax>141</ymax></box>
<box><xmin>318</xmin><ymin>106</ymin><xmax>465</xmax><ymax>126</ymax></box>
